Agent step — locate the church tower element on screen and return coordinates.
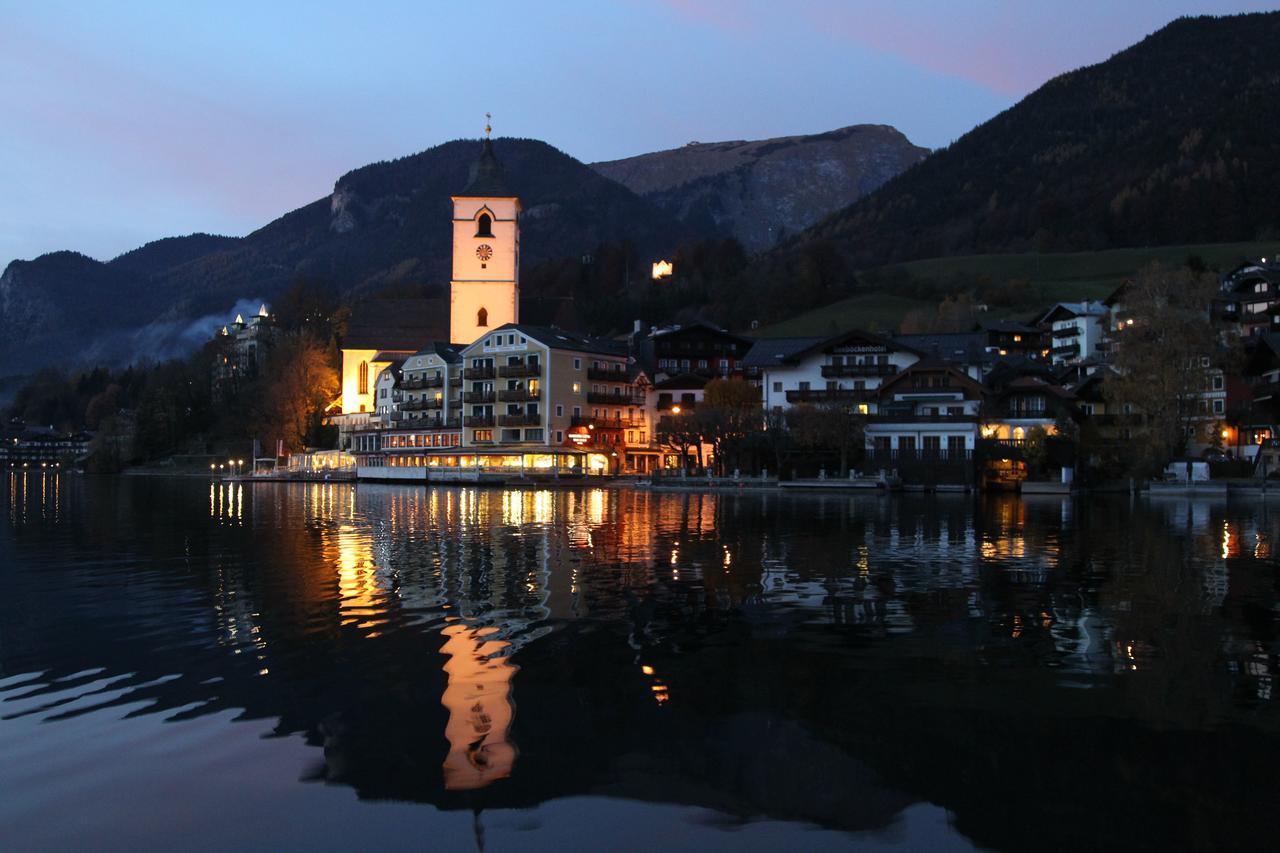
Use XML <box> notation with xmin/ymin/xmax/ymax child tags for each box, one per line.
<box><xmin>450</xmin><ymin>122</ymin><xmax>520</xmax><ymax>345</ymax></box>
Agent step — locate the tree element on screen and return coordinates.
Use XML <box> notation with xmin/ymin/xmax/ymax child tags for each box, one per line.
<box><xmin>1103</xmin><ymin>262</ymin><xmax>1220</xmax><ymax>474</ymax></box>
<box><xmin>249</xmin><ymin>332</ymin><xmax>340</xmax><ymax>453</ymax></box>
<box><xmin>787</xmin><ymin>403</ymin><xmax>866</xmax><ymax>475</ymax></box>
<box><xmin>700</xmin><ymin>378</ymin><xmax>761</xmax><ymax>475</ymax></box>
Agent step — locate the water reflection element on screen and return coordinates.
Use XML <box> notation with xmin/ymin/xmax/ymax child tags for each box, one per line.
<box><xmin>2</xmin><ymin>477</ymin><xmax>1280</xmax><ymax>850</ymax></box>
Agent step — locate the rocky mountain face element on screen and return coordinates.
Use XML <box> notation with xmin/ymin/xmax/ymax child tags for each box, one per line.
<box><xmin>591</xmin><ymin>125</ymin><xmax>927</xmax><ymax>252</ymax></box>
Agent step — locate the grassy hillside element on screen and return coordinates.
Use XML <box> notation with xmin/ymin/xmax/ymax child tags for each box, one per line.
<box><xmin>756</xmin><ymin>240</ymin><xmax>1274</xmax><ymax>336</ymax></box>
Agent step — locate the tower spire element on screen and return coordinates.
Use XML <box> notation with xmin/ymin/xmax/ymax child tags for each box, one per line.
<box><xmin>485</xmin><ymin>112</ymin><xmax>492</xmax><ymax>138</ymax></box>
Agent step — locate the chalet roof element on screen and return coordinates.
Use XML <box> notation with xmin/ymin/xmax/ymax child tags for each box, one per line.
<box><xmin>653</xmin><ymin>372</ymin><xmax>709</xmax><ymax>391</ymax></box>
<box><xmin>877</xmin><ymin>360</ymin><xmax>987</xmax><ymax>398</ymax></box>
<box><xmin>344</xmin><ymin>298</ymin><xmax>449</xmax><ymax>351</ymax></box>
<box><xmin>744</xmin><ymin>328</ymin><xmax>920</xmax><ymax>368</ymax></box>
<box><xmin>458</xmin><ymin>138</ymin><xmax>513</xmax><ymax>197</ymax></box>
<box><xmin>894</xmin><ymin>331</ymin><xmax>991</xmax><ymax>365</ymax></box>
<box><xmin>976</xmin><ymin>318</ymin><xmax>1041</xmax><ymax>334</ymax></box>
<box><xmin>1035</xmin><ymin>300</ymin><xmax>1108</xmax><ymax>325</ymax></box>
<box><xmin>648</xmin><ymin>320</ymin><xmax>755</xmax><ymax>345</ymax></box>
<box><xmin>742</xmin><ymin>336</ymin><xmax>825</xmax><ymax>368</ymax></box>
<box><xmin>1002</xmin><ymin>375</ymin><xmax>1076</xmax><ymax>400</ymax></box>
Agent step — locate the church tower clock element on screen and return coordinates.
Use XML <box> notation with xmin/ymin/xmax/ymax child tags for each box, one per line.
<box><xmin>450</xmin><ymin>118</ymin><xmax>520</xmax><ymax>345</ymax></box>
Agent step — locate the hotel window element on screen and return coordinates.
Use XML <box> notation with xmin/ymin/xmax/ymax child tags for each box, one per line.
<box><xmin>572</xmin><ymin>382</ymin><xmax>581</xmax><ymax>393</ymax></box>
<box><xmin>772</xmin><ymin>381</ymin><xmax>782</xmax><ymax>392</ymax></box>
<box><xmin>1214</xmin><ymin>399</ymin><xmax>1225</xmax><ymax>414</ymax></box>
<box><xmin>556</xmin><ymin>404</ymin><xmax>564</xmax><ymax>417</ymax></box>
<box><xmin>574</xmin><ymin>358</ymin><xmax>581</xmax><ymax>370</ymax></box>
<box><xmin>555</xmin><ymin>430</ymin><xmax>564</xmax><ymax>443</ymax></box>
<box><xmin>573</xmin><ymin>406</ymin><xmax>581</xmax><ymax>416</ymax></box>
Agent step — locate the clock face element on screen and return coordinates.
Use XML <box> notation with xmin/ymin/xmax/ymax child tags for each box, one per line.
<box><xmin>476</xmin><ymin>244</ymin><xmax>494</xmax><ymax>262</ymax></box>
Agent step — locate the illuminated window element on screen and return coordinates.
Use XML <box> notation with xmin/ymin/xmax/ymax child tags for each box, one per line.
<box><xmin>477</xmin><ymin>307</ymin><xmax>488</xmax><ymax>327</ymax></box>
<box><xmin>572</xmin><ymin>382</ymin><xmax>581</xmax><ymax>393</ymax></box>
<box><xmin>476</xmin><ymin>212</ymin><xmax>493</xmax><ymax>237</ymax></box>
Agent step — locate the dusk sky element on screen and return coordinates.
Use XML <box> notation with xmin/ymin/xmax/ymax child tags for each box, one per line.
<box><xmin>2</xmin><ymin>0</ymin><xmax>1275</xmax><ymax>266</ymax></box>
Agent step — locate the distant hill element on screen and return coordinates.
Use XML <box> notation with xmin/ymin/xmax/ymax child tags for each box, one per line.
<box><xmin>786</xmin><ymin>12</ymin><xmax>1280</xmax><ymax>269</ymax></box>
<box><xmin>592</xmin><ymin>125</ymin><xmax>926</xmax><ymax>252</ymax></box>
<box><xmin>0</xmin><ymin>138</ymin><xmax>694</xmax><ymax>373</ymax></box>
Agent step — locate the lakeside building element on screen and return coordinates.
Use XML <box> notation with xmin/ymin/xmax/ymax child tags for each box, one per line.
<box><xmin>745</xmin><ymin>330</ymin><xmax>924</xmax><ymax>414</ymax></box>
<box><xmin>1215</xmin><ymin>260</ymin><xmax>1280</xmax><ymax>337</ymax></box>
<box><xmin>635</xmin><ymin>321</ymin><xmax>758</xmax><ymax>383</ymax></box>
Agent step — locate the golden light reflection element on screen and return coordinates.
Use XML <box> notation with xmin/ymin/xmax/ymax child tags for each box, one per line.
<box><xmin>440</xmin><ymin>620</ymin><xmax>518</xmax><ymax>790</ymax></box>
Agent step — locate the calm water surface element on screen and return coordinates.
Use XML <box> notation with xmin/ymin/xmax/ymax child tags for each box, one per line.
<box><xmin>1</xmin><ymin>473</ymin><xmax>1278</xmax><ymax>851</ymax></box>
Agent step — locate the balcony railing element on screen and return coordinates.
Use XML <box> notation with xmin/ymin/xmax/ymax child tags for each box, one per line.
<box><xmin>1052</xmin><ymin>324</ymin><xmax>1081</xmax><ymax>339</ymax></box>
<box><xmin>656</xmin><ymin>400</ymin><xmax>695</xmax><ymax>411</ymax></box>
<box><xmin>785</xmin><ymin>389</ymin><xmax>873</xmax><ymax>404</ymax></box>
<box><xmin>498</xmin><ymin>388</ymin><xmax>540</xmax><ymax>402</ymax></box>
<box><xmin>587</xmin><ymin>392</ymin><xmax>644</xmax><ymax>405</ymax></box>
<box><xmin>867</xmin><ymin>413</ymin><xmax>979</xmax><ymax>423</ymax></box>
<box><xmin>463</xmin><ymin>391</ymin><xmax>495</xmax><ymax>404</ymax></box>
<box><xmin>400</xmin><ymin>376</ymin><xmax>444</xmax><ymax>390</ymax></box>
<box><xmin>1050</xmin><ymin>343</ymin><xmax>1079</xmax><ymax>357</ymax></box>
<box><xmin>587</xmin><ymin>366</ymin><xmax>628</xmax><ymax>382</ymax></box>
<box><xmin>498</xmin><ymin>414</ymin><xmax>542</xmax><ymax>427</ymax></box>
<box><xmin>399</xmin><ymin>398</ymin><xmax>442</xmax><ymax>411</ymax></box>
<box><xmin>571</xmin><ymin>415</ymin><xmax>644</xmax><ymax>430</ymax></box>
<box><xmin>820</xmin><ymin>363</ymin><xmax>897</xmax><ymax>378</ymax></box>
<box><xmin>498</xmin><ymin>363</ymin><xmax>541</xmax><ymax>378</ymax></box>
<box><xmin>464</xmin><ymin>415</ymin><xmax>494</xmax><ymax>428</ymax></box>
<box><xmin>465</xmin><ymin>366</ymin><xmax>496</xmax><ymax>380</ymax></box>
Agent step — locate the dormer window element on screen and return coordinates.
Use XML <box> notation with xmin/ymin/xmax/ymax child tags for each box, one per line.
<box><xmin>476</xmin><ymin>212</ymin><xmax>494</xmax><ymax>238</ymax></box>
<box><xmin>477</xmin><ymin>307</ymin><xmax>488</xmax><ymax>327</ymax></box>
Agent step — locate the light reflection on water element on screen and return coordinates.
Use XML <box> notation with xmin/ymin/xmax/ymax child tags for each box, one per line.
<box><xmin>1</xmin><ymin>472</ymin><xmax>1279</xmax><ymax>851</ymax></box>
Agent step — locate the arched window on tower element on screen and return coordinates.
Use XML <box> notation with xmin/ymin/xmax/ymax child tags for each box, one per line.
<box><xmin>477</xmin><ymin>307</ymin><xmax>488</xmax><ymax>327</ymax></box>
<box><xmin>358</xmin><ymin>361</ymin><xmax>369</xmax><ymax>395</ymax></box>
<box><xmin>476</xmin><ymin>212</ymin><xmax>494</xmax><ymax>238</ymax></box>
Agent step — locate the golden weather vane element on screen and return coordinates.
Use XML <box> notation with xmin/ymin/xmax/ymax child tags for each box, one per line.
<box><xmin>485</xmin><ymin>112</ymin><xmax>492</xmax><ymax>138</ymax></box>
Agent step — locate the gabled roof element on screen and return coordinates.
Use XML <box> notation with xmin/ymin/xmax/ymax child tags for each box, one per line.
<box><xmin>877</xmin><ymin>360</ymin><xmax>987</xmax><ymax>398</ymax></box>
<box><xmin>648</xmin><ymin>320</ymin><xmax>755</xmax><ymax>345</ymax></box>
<box><xmin>976</xmin><ymin>318</ymin><xmax>1041</xmax><ymax>334</ymax></box>
<box><xmin>1001</xmin><ymin>375</ymin><xmax>1076</xmax><ymax>400</ymax></box>
<box><xmin>653</xmin><ymin>372</ymin><xmax>709</xmax><ymax>391</ymax></box>
<box><xmin>894</xmin><ymin>331</ymin><xmax>991</xmax><ymax>365</ymax></box>
<box><xmin>745</xmin><ymin>328</ymin><xmax>920</xmax><ymax>368</ymax></box>
<box><xmin>742</xmin><ymin>336</ymin><xmax>825</xmax><ymax>368</ymax></box>
<box><xmin>1035</xmin><ymin>300</ymin><xmax>1108</xmax><ymax>325</ymax></box>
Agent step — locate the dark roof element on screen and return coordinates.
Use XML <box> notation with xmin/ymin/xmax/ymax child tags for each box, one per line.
<box><xmin>878</xmin><ymin>360</ymin><xmax>988</xmax><ymax>397</ymax></box>
<box><xmin>344</xmin><ymin>298</ymin><xmax>449</xmax><ymax>351</ymax></box>
<box><xmin>371</xmin><ymin>352</ymin><xmax>411</xmax><ymax>365</ymax></box>
<box><xmin>409</xmin><ymin>342</ymin><xmax>461</xmax><ymax>363</ymax></box>
<box><xmin>742</xmin><ymin>337</ymin><xmax>825</xmax><ymax>368</ymax></box>
<box><xmin>485</xmin><ymin>323</ymin><xmax>628</xmax><ymax>358</ymax></box>
<box><xmin>894</xmin><ymin>332</ymin><xmax>991</xmax><ymax>365</ymax></box>
<box><xmin>458</xmin><ymin>138</ymin><xmax>513</xmax><ymax>197</ymax></box>
<box><xmin>1003</xmin><ymin>375</ymin><xmax>1076</xmax><ymax>400</ymax></box>
<box><xmin>977</xmin><ymin>319</ymin><xmax>1040</xmax><ymax>334</ymax></box>
<box><xmin>649</xmin><ymin>321</ymin><xmax>755</xmax><ymax>345</ymax></box>
<box><xmin>653</xmin><ymin>372</ymin><xmax>709</xmax><ymax>391</ymax></box>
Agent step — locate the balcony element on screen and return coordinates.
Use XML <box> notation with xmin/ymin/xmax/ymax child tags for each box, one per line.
<box><xmin>465</xmin><ymin>366</ymin><xmax>496</xmax><ymax>380</ymax></box>
<box><xmin>587</xmin><ymin>392</ymin><xmax>643</xmax><ymax>405</ymax></box>
<box><xmin>587</xmin><ymin>366</ymin><xmax>628</xmax><ymax>382</ymax></box>
<box><xmin>498</xmin><ymin>388</ymin><xmax>540</xmax><ymax>402</ymax></box>
<box><xmin>820</xmin><ymin>363</ymin><xmax>898</xmax><ymax>378</ymax></box>
<box><xmin>868</xmin><ymin>413</ymin><xmax>979</xmax><ymax>423</ymax></box>
<box><xmin>498</xmin><ymin>414</ymin><xmax>542</xmax><ymax>427</ymax></box>
<box><xmin>464</xmin><ymin>415</ymin><xmax>494</xmax><ymax>428</ymax></box>
<box><xmin>656</xmin><ymin>399</ymin><xmax>695</xmax><ymax>412</ymax></box>
<box><xmin>463</xmin><ymin>391</ymin><xmax>495</xmax><ymax>404</ymax></box>
<box><xmin>400</xmin><ymin>376</ymin><xmax>443</xmax><ymax>390</ymax></box>
<box><xmin>572</xmin><ymin>415</ymin><xmax>644</xmax><ymax>430</ymax></box>
<box><xmin>399</xmin><ymin>397</ymin><xmax>441</xmax><ymax>411</ymax></box>
<box><xmin>785</xmin><ymin>389</ymin><xmax>873</xmax><ymax>404</ymax></box>
<box><xmin>498</xmin><ymin>362</ymin><xmax>541</xmax><ymax>378</ymax></box>
<box><xmin>1052</xmin><ymin>324</ymin><xmax>1081</xmax><ymax>339</ymax></box>
<box><xmin>1050</xmin><ymin>343</ymin><xmax>1079</xmax><ymax>357</ymax></box>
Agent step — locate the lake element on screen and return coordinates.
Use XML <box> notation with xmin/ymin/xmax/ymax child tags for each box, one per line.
<box><xmin>1</xmin><ymin>472</ymin><xmax>1277</xmax><ymax>851</ymax></box>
